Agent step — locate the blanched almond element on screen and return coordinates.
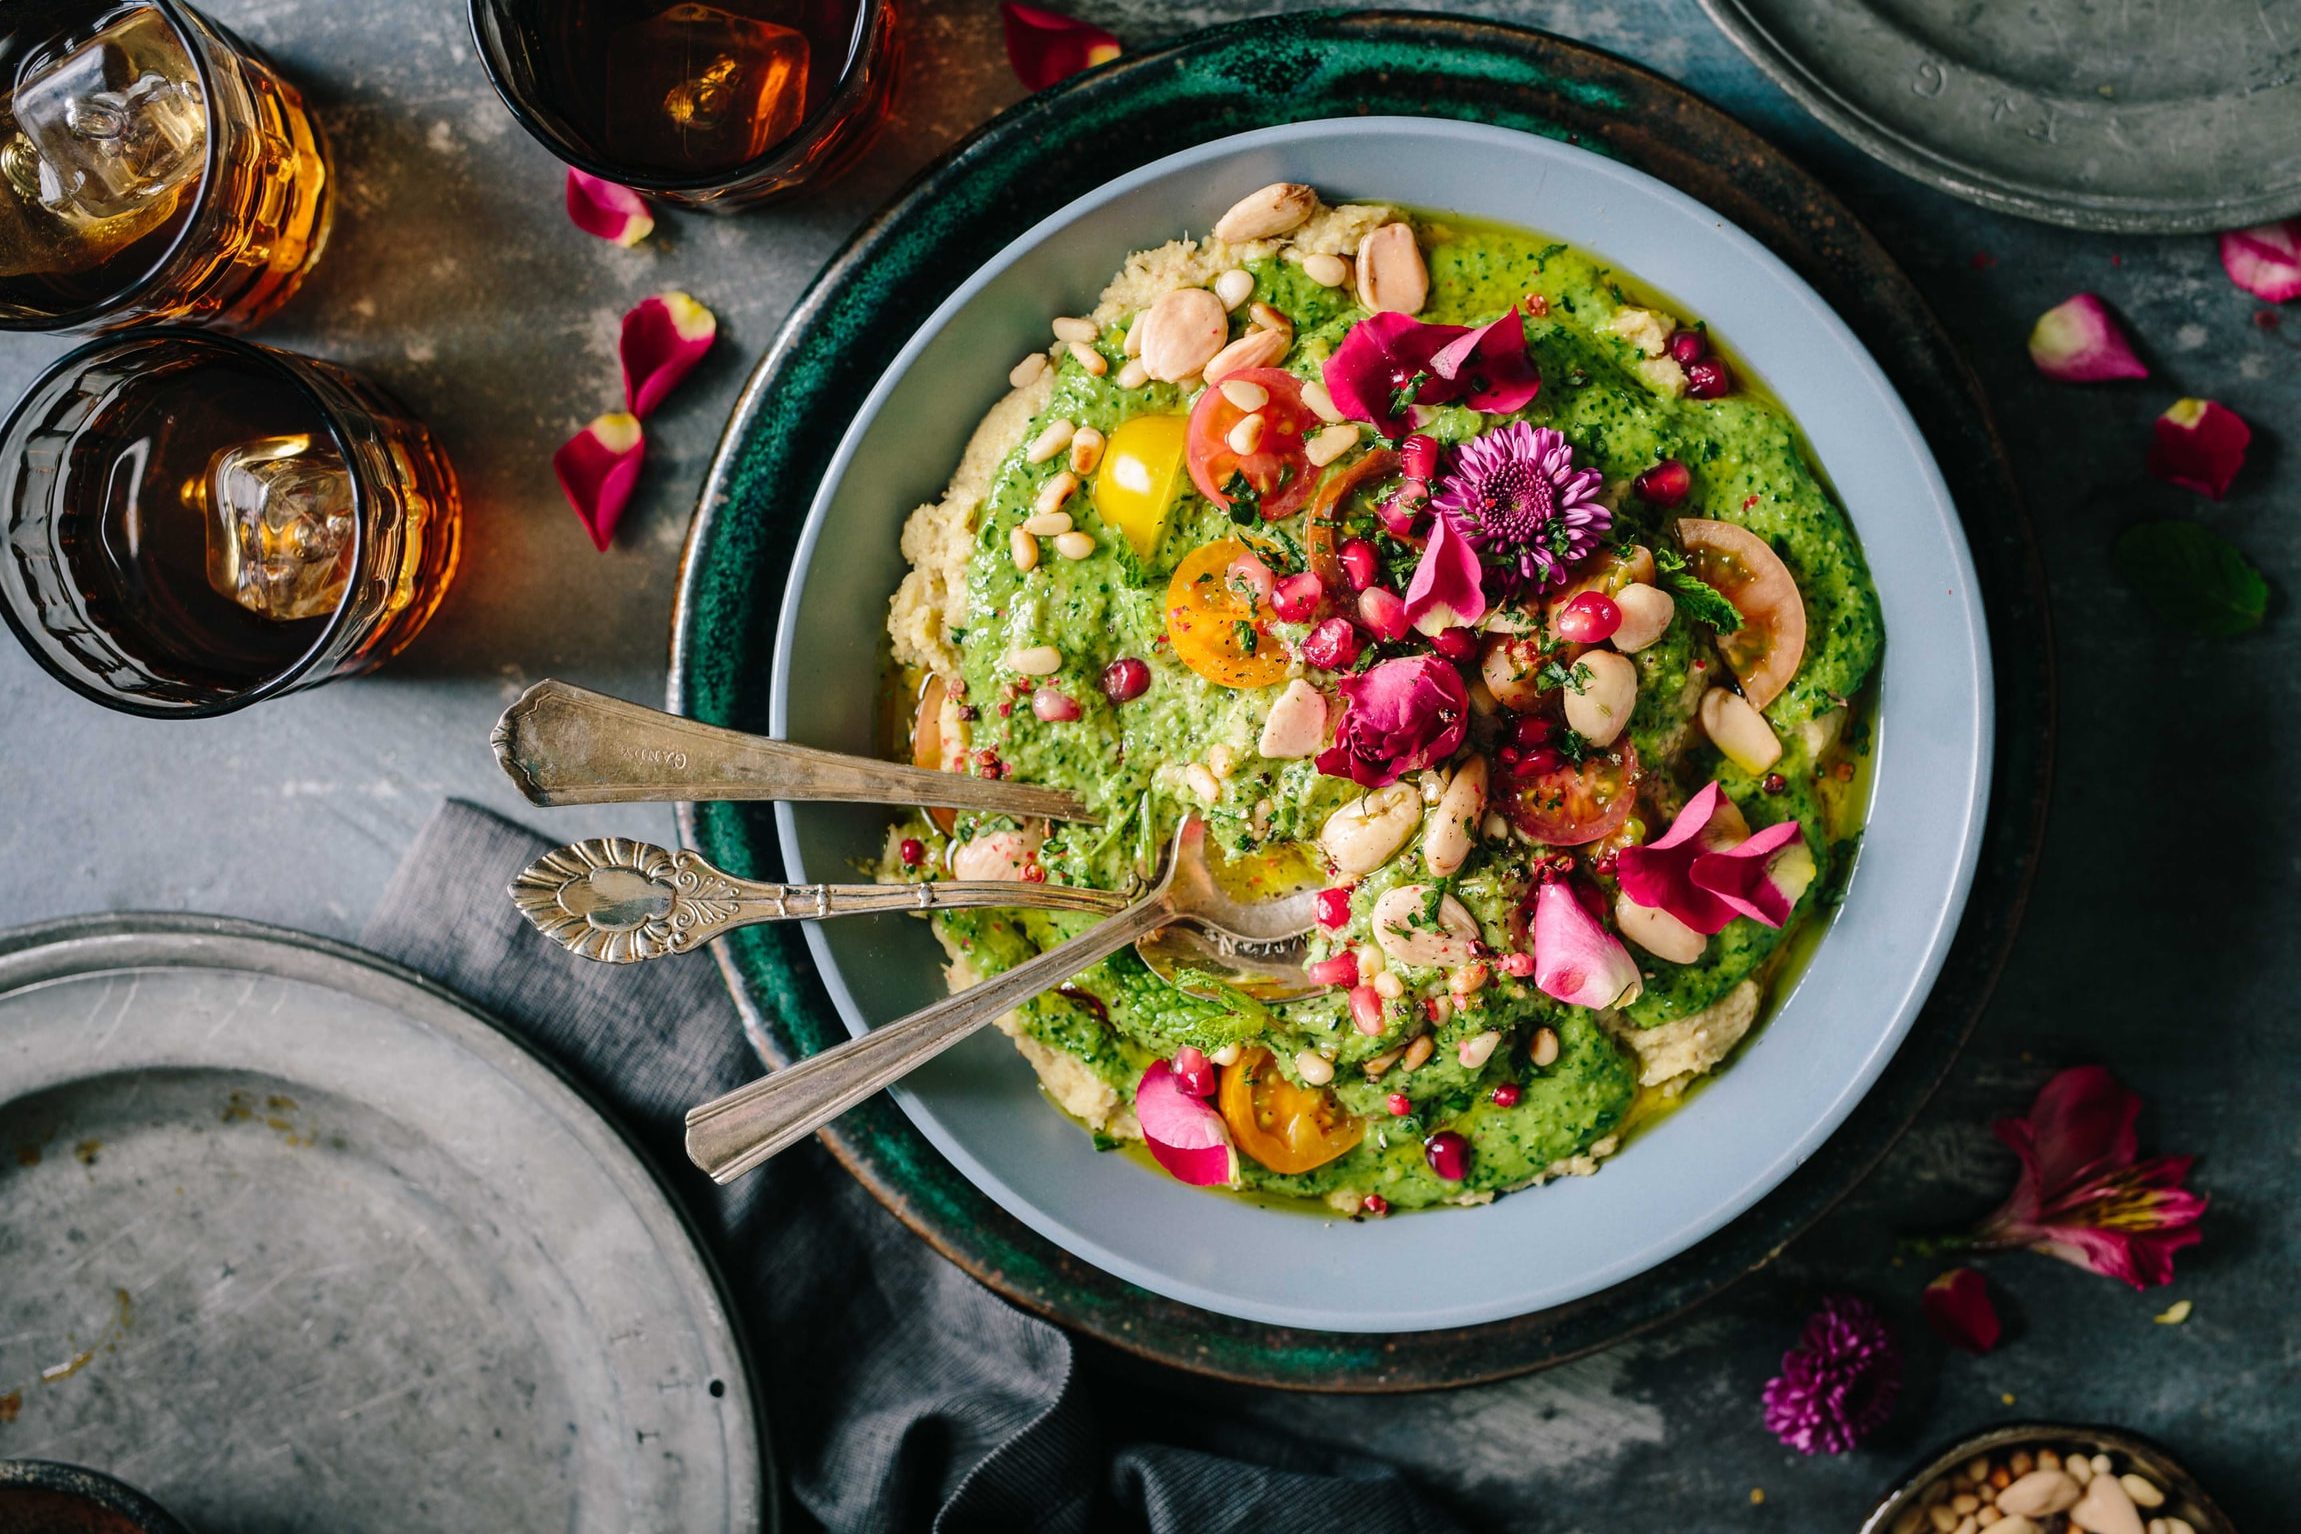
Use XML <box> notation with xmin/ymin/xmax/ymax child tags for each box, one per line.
<box><xmin>1699</xmin><ymin>687</ymin><xmax>1782</xmax><ymax>773</ymax></box>
<box><xmin>1615</xmin><ymin>893</ymin><xmax>1705</xmax><ymax>964</ymax></box>
<box><xmin>1136</xmin><ymin>287</ymin><xmax>1228</xmax><ymax>383</ymax></box>
<box><xmin>1357</xmin><ymin>222</ymin><xmax>1428</xmax><ymax>314</ymax></box>
<box><xmin>1203</xmin><ymin>326</ymin><xmax>1289</xmax><ymax>383</ymax></box>
<box><xmin>1564</xmin><ymin>650</ymin><xmax>1638</xmax><ymax>747</ymax></box>
<box><xmin>1610</xmin><ymin>583</ymin><xmax>1676</xmax><ymax>652</ymax></box>
<box><xmin>1257</xmin><ymin>678</ymin><xmax>1327</xmax><ymax>759</ymax></box>
<box><xmin>1213</xmin><ymin>181</ymin><xmax>1317</xmax><ymax>243</ymax></box>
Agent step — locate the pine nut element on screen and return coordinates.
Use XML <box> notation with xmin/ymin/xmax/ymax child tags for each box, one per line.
<box><xmin>1450</xmin><ymin>960</ymin><xmax>1489</xmax><ymax>995</ymax></box>
<box><xmin>1401</xmin><ymin>1034</ymin><xmax>1434</xmax><ymax>1072</ymax></box>
<box><xmin>1203</xmin><ymin>327</ymin><xmax>1288</xmax><ymax>383</ymax></box>
<box><xmin>2119</xmin><ymin>1477</ymin><xmax>2164</xmax><ymax>1510</ymax></box>
<box><xmin>1302</xmin><ymin>378</ymin><xmax>1344</xmax><ymax>423</ymax></box>
<box><xmin>1067</xmin><ymin>340</ymin><xmax>1107</xmax><ymax>376</ymax></box>
<box><xmin>1009</xmin><ymin>527</ymin><xmax>1038</xmax><ymax>573</ymax></box>
<box><xmin>1425</xmin><ymin>993</ymin><xmax>1451</xmax><ymax>1025</ymax></box>
<box><xmin>1293</xmin><ymin>1049</ymin><xmax>1335</xmax><ymax>1086</ymax></box>
<box><xmin>1006</xmin><ymin>644</ymin><xmax>1062</xmax><ymax>675</ymax></box>
<box><xmin>1532</xmin><ymin>1027</ymin><xmax>1561</xmax><ymax>1067</ymax></box>
<box><xmin>1226</xmin><ymin>413</ymin><xmax>1266</xmax><ymax>455</ymax></box>
<box><xmin>1249</xmin><ymin>301</ymin><xmax>1291</xmax><ymax>336</ymax></box>
<box><xmin>1206</xmin><ymin>742</ymin><xmax>1236</xmax><ymax>777</ymax></box>
<box><xmin>1305</xmin><ymin>423</ymin><xmax>1358</xmax><ymax>467</ymax></box>
<box><xmin>1069</xmin><ymin>426</ymin><xmax>1105</xmax><ymax>474</ymax></box>
<box><xmin>1051</xmin><ymin>315</ymin><xmax>1097</xmax><ymax>344</ymax></box>
<box><xmin>1214</xmin><ymin>268</ymin><xmax>1254</xmax><ymax>310</ymax></box>
<box><xmin>1034</xmin><ymin>471</ymin><xmax>1079</xmax><ymax>516</ymax></box>
<box><xmin>1021</xmin><ymin>511</ymin><xmax>1072</xmax><ymax>536</ymax></box>
<box><xmin>1219</xmin><ymin>378</ymin><xmax>1269</xmax><ymax>411</ymax></box>
<box><xmin>1185</xmin><ymin>763</ymin><xmax>1221</xmax><ymax>803</ymax></box>
<box><xmin>1026</xmin><ymin>418</ymin><xmax>1076</xmax><ymax>463</ymax></box>
<box><xmin>1302</xmin><ymin>252</ymin><xmax>1350</xmax><ymax>287</ymax></box>
<box><xmin>1362</xmin><ymin>1046</ymin><xmax>1403</xmax><ymax>1077</ymax></box>
<box><xmin>1209</xmin><ymin>1041</ymin><xmax>1241</xmax><ymax>1067</ymax></box>
<box><xmin>1122</xmin><ymin>315</ymin><xmax>1143</xmax><ymax>356</ymax></box>
<box><xmin>1482</xmin><ymin>812</ymin><xmax>1508</xmax><ymax>840</ymax></box>
<box><xmin>1372</xmin><ymin>971</ymin><xmax>1404</xmax><ymax>1000</ymax></box>
<box><xmin>1457</xmin><ymin>1030</ymin><xmax>1501</xmax><ymax>1070</ymax></box>
<box><xmin>1008</xmin><ymin>352</ymin><xmax>1049</xmax><ymax>388</ymax></box>
<box><xmin>1052</xmin><ymin>531</ymin><xmax>1096</xmax><ymax>560</ymax></box>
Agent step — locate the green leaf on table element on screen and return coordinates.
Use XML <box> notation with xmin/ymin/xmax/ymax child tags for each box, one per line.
<box><xmin>2113</xmin><ymin>520</ymin><xmax>2268</xmax><ymax>638</ymax></box>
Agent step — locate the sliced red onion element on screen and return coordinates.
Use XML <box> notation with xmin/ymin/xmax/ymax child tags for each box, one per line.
<box><xmin>2027</xmin><ymin>293</ymin><xmax>2147</xmax><ymax>383</ymax></box>
<box><xmin>2147</xmin><ymin>397</ymin><xmax>2251</xmax><ymax>499</ymax></box>
<box><xmin>1531</xmin><ymin>880</ymin><xmax>1641</xmax><ymax>1010</ymax></box>
<box><xmin>621</xmin><ymin>291</ymin><xmax>718</xmax><ymax>418</ymax></box>
<box><xmin>552</xmin><ymin>412</ymin><xmax>645</xmax><ymax>551</ymax></box>
<box><xmin>1135</xmin><ymin>1061</ymin><xmax>1237</xmax><ymax>1187</ymax></box>
<box><xmin>2218</xmin><ymin>219</ymin><xmax>2301</xmax><ymax>302</ymax></box>
<box><xmin>998</xmin><ymin>2</ymin><xmax>1121</xmax><ymax>91</ymax></box>
<box><xmin>565</xmin><ymin>169</ymin><xmax>654</xmax><ymax>247</ymax></box>
<box><xmin>1687</xmin><ymin>819</ymin><xmax>1812</xmax><ymax>928</ymax></box>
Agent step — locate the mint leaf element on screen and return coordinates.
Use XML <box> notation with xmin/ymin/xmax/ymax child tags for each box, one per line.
<box><xmin>1223</xmin><ymin>471</ymin><xmax>1262</xmax><ymax>525</ymax></box>
<box><xmin>1655</xmin><ymin>545</ymin><xmax>1744</xmax><ymax>633</ymax></box>
<box><xmin>2114</xmin><ymin>520</ymin><xmax>2268</xmax><ymax>639</ymax></box>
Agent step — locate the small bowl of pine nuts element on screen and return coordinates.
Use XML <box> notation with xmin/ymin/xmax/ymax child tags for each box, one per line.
<box><xmin>1863</xmin><ymin>1422</ymin><xmax>2234</xmax><ymax>1534</ymax></box>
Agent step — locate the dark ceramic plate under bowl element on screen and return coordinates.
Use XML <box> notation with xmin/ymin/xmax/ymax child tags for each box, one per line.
<box><xmin>671</xmin><ymin>8</ymin><xmax>2056</xmax><ymax>1390</ymax></box>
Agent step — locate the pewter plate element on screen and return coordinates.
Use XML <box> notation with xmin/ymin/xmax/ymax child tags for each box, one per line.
<box><xmin>1701</xmin><ymin>0</ymin><xmax>2301</xmax><ymax>231</ymax></box>
<box><xmin>0</xmin><ymin>915</ymin><xmax>765</xmax><ymax>1532</ymax></box>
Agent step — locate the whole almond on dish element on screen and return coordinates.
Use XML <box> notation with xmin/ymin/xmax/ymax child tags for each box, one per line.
<box><xmin>1136</xmin><ymin>287</ymin><xmax>1228</xmax><ymax>382</ymax></box>
<box><xmin>1357</xmin><ymin>221</ymin><xmax>1428</xmax><ymax>314</ymax></box>
<box><xmin>1203</xmin><ymin>326</ymin><xmax>1289</xmax><ymax>383</ymax></box>
<box><xmin>1214</xmin><ymin>182</ymin><xmax>1317</xmax><ymax>243</ymax></box>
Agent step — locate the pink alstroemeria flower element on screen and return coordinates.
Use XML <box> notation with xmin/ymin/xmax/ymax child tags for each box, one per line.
<box><xmin>1320</xmin><ymin>309</ymin><xmax>1540</xmax><ymax>437</ymax></box>
<box><xmin>1927</xmin><ymin>1065</ymin><xmax>2206</xmax><ymax>1291</ymax></box>
<box><xmin>1615</xmin><ymin>783</ymin><xmax>1811</xmax><ymax>936</ymax></box>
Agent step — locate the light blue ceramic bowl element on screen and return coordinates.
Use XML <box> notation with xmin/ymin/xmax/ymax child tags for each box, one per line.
<box><xmin>770</xmin><ymin>118</ymin><xmax>1990</xmax><ymax>1333</ymax></box>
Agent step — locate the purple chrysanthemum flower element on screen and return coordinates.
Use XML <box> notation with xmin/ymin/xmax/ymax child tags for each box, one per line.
<box><xmin>1427</xmin><ymin>421</ymin><xmax>1610</xmax><ymax>596</ymax></box>
<box><xmin>1761</xmin><ymin>1295</ymin><xmax>1902</xmax><ymax>1455</ymax></box>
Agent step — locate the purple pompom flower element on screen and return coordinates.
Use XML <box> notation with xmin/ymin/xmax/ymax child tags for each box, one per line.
<box><xmin>1427</xmin><ymin>421</ymin><xmax>1610</xmax><ymax>597</ymax></box>
<box><xmin>1761</xmin><ymin>1294</ymin><xmax>1902</xmax><ymax>1455</ymax></box>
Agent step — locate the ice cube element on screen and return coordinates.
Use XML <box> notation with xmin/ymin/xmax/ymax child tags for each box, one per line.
<box><xmin>11</xmin><ymin>5</ymin><xmax>205</xmax><ymax>222</ymax></box>
<box><xmin>606</xmin><ymin>3</ymin><xmax>809</xmax><ymax>168</ymax></box>
<box><xmin>198</xmin><ymin>434</ymin><xmax>356</xmax><ymax>622</ymax></box>
<box><xmin>0</xmin><ymin>121</ymin><xmax>185</xmax><ymax>279</ymax></box>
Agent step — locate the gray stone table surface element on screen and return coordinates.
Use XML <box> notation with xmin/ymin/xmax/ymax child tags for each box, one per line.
<box><xmin>1</xmin><ymin>1</ymin><xmax>2292</xmax><ymax>1530</ymax></box>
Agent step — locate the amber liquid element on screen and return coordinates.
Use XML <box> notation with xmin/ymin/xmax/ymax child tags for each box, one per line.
<box><xmin>526</xmin><ymin>0</ymin><xmax>866</xmax><ymax>175</ymax></box>
<box><xmin>0</xmin><ymin>0</ymin><xmax>330</xmax><ymax>328</ymax></box>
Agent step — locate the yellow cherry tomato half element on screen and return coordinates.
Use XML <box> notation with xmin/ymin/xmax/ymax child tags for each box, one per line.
<box><xmin>1165</xmin><ymin>537</ymin><xmax>1292</xmax><ymax>689</ymax></box>
<box><xmin>1218</xmin><ymin>1048</ymin><xmax>1364</xmax><ymax>1175</ymax></box>
<box><xmin>1092</xmin><ymin>413</ymin><xmax>1190</xmax><ymax>560</ymax></box>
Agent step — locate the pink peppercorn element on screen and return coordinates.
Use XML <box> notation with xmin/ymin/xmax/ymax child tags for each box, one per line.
<box><xmin>1307</xmin><ymin>953</ymin><xmax>1359</xmax><ymax>988</ymax></box>
<box><xmin>1315</xmin><ymin>887</ymin><xmax>1353</xmax><ymax>929</ymax></box>
<box><xmin>1386</xmin><ymin>1093</ymin><xmax>1411</xmax><ymax>1117</ymax></box>
<box><xmin>1492</xmin><ymin>1082</ymin><xmax>1522</xmax><ymax>1108</ymax></box>
<box><xmin>1100</xmin><ymin>657</ymin><xmax>1150</xmax><ymax>704</ymax></box>
<box><xmin>1348</xmin><ymin>985</ymin><xmax>1385</xmax><ymax>1035</ymax></box>
<box><xmin>1500</xmin><ymin>952</ymin><xmax>1535</xmax><ymax>978</ymax></box>
<box><xmin>1338</xmin><ymin>538</ymin><xmax>1379</xmax><ymax>591</ymax></box>
<box><xmin>1173</xmin><ymin>1045</ymin><xmax>1217</xmax><ymax>1097</ymax></box>
<box><xmin>1424</xmin><ymin>1130</ymin><xmax>1471</xmax><ymax>1181</ymax></box>
<box><xmin>899</xmin><ymin>837</ymin><xmax>925</xmax><ymax>867</ymax></box>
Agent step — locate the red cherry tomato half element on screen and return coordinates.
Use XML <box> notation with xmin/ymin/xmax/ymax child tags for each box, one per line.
<box><xmin>1186</xmin><ymin>368</ymin><xmax>1321</xmax><ymax>520</ymax></box>
<box><xmin>1503</xmin><ymin>739</ymin><xmax>1641</xmax><ymax>848</ymax></box>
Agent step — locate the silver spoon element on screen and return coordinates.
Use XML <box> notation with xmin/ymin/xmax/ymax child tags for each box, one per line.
<box><xmin>682</xmin><ymin>817</ymin><xmax>1318</xmax><ymax>1183</ymax></box>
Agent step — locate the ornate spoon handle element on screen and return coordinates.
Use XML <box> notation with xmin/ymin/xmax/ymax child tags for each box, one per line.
<box><xmin>510</xmin><ymin>837</ymin><xmax>1131</xmax><ymax>962</ymax></box>
<box><xmin>683</xmin><ymin>890</ymin><xmax>1179</xmax><ymax>1183</ymax></box>
<box><xmin>491</xmin><ymin>679</ymin><xmax>1092</xmax><ymax>822</ymax></box>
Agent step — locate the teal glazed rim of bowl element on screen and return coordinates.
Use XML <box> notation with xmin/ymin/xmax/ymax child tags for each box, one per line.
<box><xmin>763</xmin><ymin>115</ymin><xmax>1988</xmax><ymax>1334</ymax></box>
<box><xmin>671</xmin><ymin>9</ymin><xmax>2053</xmax><ymax>1387</ymax></box>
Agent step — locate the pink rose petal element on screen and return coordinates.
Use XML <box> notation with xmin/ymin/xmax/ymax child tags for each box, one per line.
<box><xmin>1322</xmin><ymin>311</ymin><xmax>1461</xmax><ymax>437</ymax></box>
<box><xmin>1403</xmin><ymin>511</ymin><xmax>1487</xmax><ymax>636</ymax></box>
<box><xmin>1426</xmin><ymin>309</ymin><xmax>1541</xmax><ymax>413</ymax></box>
<box><xmin>999</xmin><ymin>2</ymin><xmax>1121</xmax><ymax>91</ymax></box>
<box><xmin>1532</xmin><ymin>880</ymin><xmax>1641</xmax><ymax>1011</ymax></box>
<box><xmin>1135</xmin><ymin>1061</ymin><xmax>1238</xmax><ymax>1187</ymax></box>
<box><xmin>1614</xmin><ymin>781</ymin><xmax>1738</xmax><ymax>935</ymax></box>
<box><xmin>2027</xmin><ymin>293</ymin><xmax>2147</xmax><ymax>383</ymax></box>
<box><xmin>1688</xmin><ymin>819</ymin><xmax>1813</xmax><ymax>928</ymax></box>
<box><xmin>621</xmin><ymin>291</ymin><xmax>718</xmax><ymax>418</ymax></box>
<box><xmin>553</xmin><ymin>412</ymin><xmax>645</xmax><ymax>551</ymax></box>
<box><xmin>565</xmin><ymin>168</ymin><xmax>654</xmax><ymax>247</ymax></box>
<box><xmin>2147</xmin><ymin>397</ymin><xmax>2251</xmax><ymax>499</ymax></box>
<box><xmin>2218</xmin><ymin>219</ymin><xmax>2301</xmax><ymax>303</ymax></box>
<box><xmin>1922</xmin><ymin>1267</ymin><xmax>2002</xmax><ymax>1354</ymax></box>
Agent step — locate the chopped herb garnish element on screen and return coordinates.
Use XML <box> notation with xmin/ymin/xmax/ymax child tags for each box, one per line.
<box><xmin>1532</xmin><ymin>242</ymin><xmax>1568</xmax><ymax>271</ymax></box>
<box><xmin>1233</xmin><ymin>620</ymin><xmax>1259</xmax><ymax>656</ymax></box>
<box><xmin>1551</xmin><ymin>727</ymin><xmax>1592</xmax><ymax>766</ymax></box>
<box><xmin>1536</xmin><ymin>658</ymin><xmax>1592</xmax><ymax>695</ymax></box>
<box><xmin>1223</xmin><ymin>470</ymin><xmax>1263</xmax><ymax>524</ymax></box>
<box><xmin>1388</xmin><ymin>370</ymin><xmax>1431</xmax><ymax>416</ymax></box>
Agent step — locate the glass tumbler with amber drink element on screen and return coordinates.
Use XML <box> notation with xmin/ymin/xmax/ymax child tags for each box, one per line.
<box><xmin>471</xmin><ymin>0</ymin><xmax>899</xmax><ymax>207</ymax></box>
<box><xmin>0</xmin><ymin>0</ymin><xmax>330</xmax><ymax>333</ymax></box>
<box><xmin>0</xmin><ymin>331</ymin><xmax>460</xmax><ymax>716</ymax></box>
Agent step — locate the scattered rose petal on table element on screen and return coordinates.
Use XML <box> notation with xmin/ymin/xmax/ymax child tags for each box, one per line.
<box><xmin>2146</xmin><ymin>397</ymin><xmax>2250</xmax><ymax>499</ymax></box>
<box><xmin>1921</xmin><ymin>1267</ymin><xmax>2002</xmax><ymax>1354</ymax></box>
<box><xmin>1135</xmin><ymin>1061</ymin><xmax>1237</xmax><ymax>1187</ymax></box>
<box><xmin>1761</xmin><ymin>1295</ymin><xmax>1901</xmax><ymax>1454</ymax></box>
<box><xmin>2218</xmin><ymin>219</ymin><xmax>2301</xmax><ymax>302</ymax></box>
<box><xmin>621</xmin><ymin>292</ymin><xmax>718</xmax><ymax>417</ymax></box>
<box><xmin>998</xmin><ymin>3</ymin><xmax>1120</xmax><ymax>91</ymax></box>
<box><xmin>553</xmin><ymin>412</ymin><xmax>646</xmax><ymax>551</ymax></box>
<box><xmin>2026</xmin><ymin>293</ymin><xmax>2147</xmax><ymax>382</ymax></box>
<box><xmin>565</xmin><ymin>168</ymin><xmax>654</xmax><ymax>247</ymax></box>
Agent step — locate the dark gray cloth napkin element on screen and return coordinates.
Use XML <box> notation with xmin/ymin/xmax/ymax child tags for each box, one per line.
<box><xmin>362</xmin><ymin>800</ymin><xmax>1465</xmax><ymax>1534</ymax></box>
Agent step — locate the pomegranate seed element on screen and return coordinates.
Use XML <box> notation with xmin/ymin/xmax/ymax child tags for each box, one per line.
<box><xmin>1307</xmin><ymin>953</ymin><xmax>1360</xmax><ymax>988</ymax></box>
<box><xmin>1423</xmin><ymin>1130</ymin><xmax>1471</xmax><ymax>1181</ymax></box>
<box><xmin>1515</xmin><ymin>747</ymin><xmax>1562</xmax><ymax>777</ymax></box>
<box><xmin>1430</xmin><ymin>626</ymin><xmax>1476</xmax><ymax>662</ymax></box>
<box><xmin>899</xmin><ymin>837</ymin><xmax>925</xmax><ymax>867</ymax></box>
<box><xmin>1633</xmin><ymin>458</ymin><xmax>1691</xmax><ymax>508</ymax></box>
<box><xmin>1301</xmin><ymin>617</ymin><xmax>1361</xmax><ymax>671</ymax></box>
<box><xmin>1684</xmin><ymin>357</ymin><xmax>1734</xmax><ymax>399</ymax></box>
<box><xmin>1348</xmin><ymin>985</ymin><xmax>1385</xmax><ymax>1035</ymax></box>
<box><xmin>1762</xmin><ymin>771</ymin><xmax>1787</xmax><ymax>795</ymax></box>
<box><xmin>1375</xmin><ymin>494</ymin><xmax>1424</xmax><ymax>539</ymax></box>
<box><xmin>1592</xmin><ymin>851</ymin><xmax>1619</xmax><ymax>876</ymax></box>
<box><xmin>1491</xmin><ymin>1081</ymin><xmax>1522</xmax><ymax>1108</ymax></box>
<box><xmin>1271</xmin><ymin>570</ymin><xmax>1323</xmax><ymax>622</ymax></box>
<box><xmin>1667</xmin><ymin>327</ymin><xmax>1707</xmax><ymax>365</ymax></box>
<box><xmin>1500</xmin><ymin>952</ymin><xmax>1535</xmax><ymax>978</ymax></box>
<box><xmin>1358</xmin><ymin>586</ymin><xmax>1409</xmax><ymax>641</ymax></box>
<box><xmin>1554</xmin><ymin>590</ymin><xmax>1621</xmax><ymax>644</ymax></box>
<box><xmin>1173</xmin><ymin>1045</ymin><xmax>1217</xmax><ymax>1097</ymax></box>
<box><xmin>1339</xmin><ymin>538</ymin><xmax>1379</xmax><ymax>591</ymax></box>
<box><xmin>1100</xmin><ymin>656</ymin><xmax>1150</xmax><ymax>703</ymax></box>
<box><xmin>1020</xmin><ymin>862</ymin><xmax>1045</xmax><ymax>882</ymax></box>
<box><xmin>1510</xmin><ymin>715</ymin><xmax>1553</xmax><ymax>750</ymax></box>
<box><xmin>1386</xmin><ymin>1092</ymin><xmax>1411</xmax><ymax>1116</ymax></box>
<box><xmin>1031</xmin><ymin>686</ymin><xmax>1081</xmax><ymax>722</ymax></box>
<box><xmin>1226</xmin><ymin>551</ymin><xmax>1276</xmax><ymax>609</ymax></box>
<box><xmin>1400</xmin><ymin>433</ymin><xmax>1441</xmax><ymax>481</ymax></box>
<box><xmin>1360</xmin><ymin>1192</ymin><xmax>1390</xmax><ymax>1217</ymax></box>
<box><xmin>1315</xmin><ymin>887</ymin><xmax>1354</xmax><ymax>929</ymax></box>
